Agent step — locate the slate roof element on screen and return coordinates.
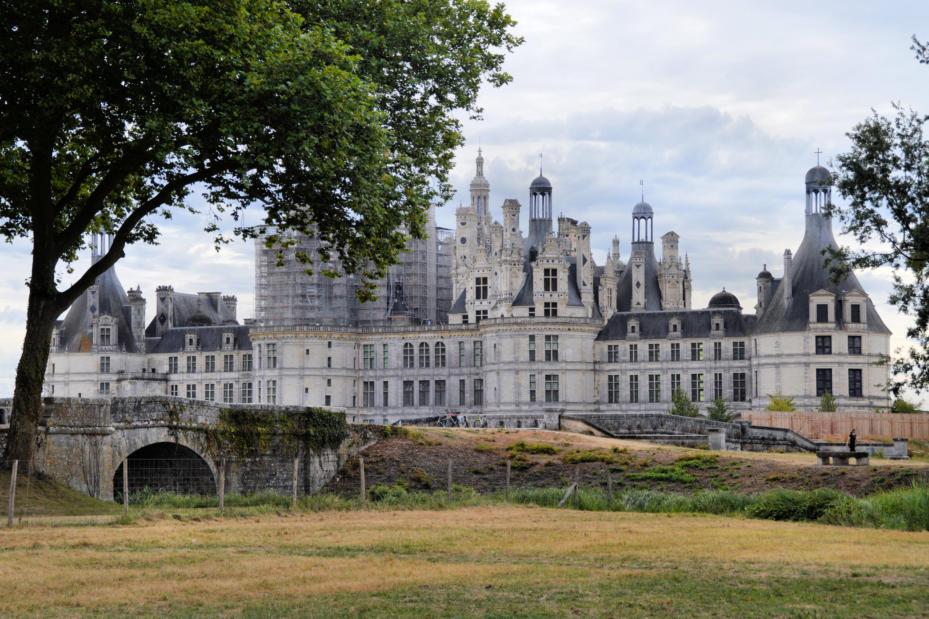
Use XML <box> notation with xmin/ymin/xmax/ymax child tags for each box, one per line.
<box><xmin>449</xmin><ymin>290</ymin><xmax>467</xmax><ymax>313</ymax></box>
<box><xmin>56</xmin><ymin>266</ymin><xmax>139</xmax><ymax>353</ymax></box>
<box><xmin>597</xmin><ymin>308</ymin><xmax>756</xmax><ymax>341</ymax></box>
<box><xmin>754</xmin><ymin>213</ymin><xmax>890</xmax><ymax>335</ymax></box>
<box><xmin>145</xmin><ymin>324</ymin><xmax>252</xmax><ymax>354</ymax></box>
<box><xmin>616</xmin><ymin>241</ymin><xmax>663</xmax><ymax>312</ymax></box>
<box><xmin>145</xmin><ymin>291</ymin><xmax>236</xmax><ymax>337</ymax></box>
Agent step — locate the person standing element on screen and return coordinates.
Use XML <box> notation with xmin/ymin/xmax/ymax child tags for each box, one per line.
<box><xmin>848</xmin><ymin>428</ymin><xmax>857</xmax><ymax>452</ymax></box>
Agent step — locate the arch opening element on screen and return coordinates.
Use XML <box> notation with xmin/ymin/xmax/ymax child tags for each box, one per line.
<box><xmin>113</xmin><ymin>442</ymin><xmax>215</xmax><ymax>502</ymax></box>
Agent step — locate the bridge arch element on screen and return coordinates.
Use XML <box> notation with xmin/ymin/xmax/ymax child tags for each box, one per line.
<box><xmin>113</xmin><ymin>441</ymin><xmax>216</xmax><ymax>502</ymax></box>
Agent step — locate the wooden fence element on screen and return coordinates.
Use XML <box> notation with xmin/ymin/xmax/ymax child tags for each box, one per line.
<box><xmin>741</xmin><ymin>411</ymin><xmax>929</xmax><ymax>441</ymax></box>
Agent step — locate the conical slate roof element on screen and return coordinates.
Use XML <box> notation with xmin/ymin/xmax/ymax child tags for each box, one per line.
<box><xmin>56</xmin><ymin>266</ymin><xmax>138</xmax><ymax>353</ymax></box>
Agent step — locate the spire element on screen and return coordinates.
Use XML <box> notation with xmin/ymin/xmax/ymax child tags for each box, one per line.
<box><xmin>476</xmin><ymin>148</ymin><xmax>484</xmax><ymax>177</ymax></box>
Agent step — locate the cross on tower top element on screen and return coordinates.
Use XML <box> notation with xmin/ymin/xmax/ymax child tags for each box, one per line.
<box><xmin>640</xmin><ymin>179</ymin><xmax>645</xmax><ymax>202</ymax></box>
<box><xmin>539</xmin><ymin>152</ymin><xmax>543</xmax><ymax>175</ymax></box>
<box><xmin>815</xmin><ymin>148</ymin><xmax>823</xmax><ymax>166</ymax></box>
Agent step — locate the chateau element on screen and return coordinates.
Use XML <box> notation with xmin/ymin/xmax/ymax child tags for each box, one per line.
<box><xmin>44</xmin><ymin>153</ymin><xmax>892</xmax><ymax>421</ymax></box>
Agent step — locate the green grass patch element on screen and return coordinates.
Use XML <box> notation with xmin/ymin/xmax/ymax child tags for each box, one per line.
<box><xmin>506</xmin><ymin>440</ymin><xmax>559</xmax><ymax>455</ymax></box>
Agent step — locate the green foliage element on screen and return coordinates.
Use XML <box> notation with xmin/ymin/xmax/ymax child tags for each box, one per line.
<box><xmin>766</xmin><ymin>394</ymin><xmax>797</xmax><ymax>411</ymax></box>
<box><xmin>745</xmin><ymin>488</ymin><xmax>846</xmax><ymax>522</ymax></box>
<box><xmin>560</xmin><ymin>450</ymin><xmax>626</xmax><ymax>465</ymax></box>
<box><xmin>674</xmin><ymin>454</ymin><xmax>720</xmax><ymax>470</ymax></box>
<box><xmin>507</xmin><ymin>452</ymin><xmax>534</xmax><ymax>470</ymax></box>
<box><xmin>891</xmin><ymin>398</ymin><xmax>918</xmax><ymax>414</ymax></box>
<box><xmin>706</xmin><ymin>398</ymin><xmax>735</xmax><ymax>421</ymax></box>
<box><xmin>668</xmin><ymin>389</ymin><xmax>700</xmax><ymax>417</ymax></box>
<box><xmin>626</xmin><ymin>466</ymin><xmax>696</xmax><ymax>484</ymax></box>
<box><xmin>367</xmin><ymin>482</ymin><xmax>409</xmax><ymax>504</ymax></box>
<box><xmin>507</xmin><ymin>441</ymin><xmax>559</xmax><ymax>455</ymax></box>
<box><xmin>819</xmin><ymin>391</ymin><xmax>838</xmax><ymax>412</ymax></box>
<box><xmin>829</xmin><ymin>37</ymin><xmax>929</xmax><ymax>394</ymax></box>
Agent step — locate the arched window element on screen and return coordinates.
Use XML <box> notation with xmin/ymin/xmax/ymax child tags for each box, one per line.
<box><xmin>403</xmin><ymin>343</ymin><xmax>414</xmax><ymax>368</ymax></box>
<box><xmin>419</xmin><ymin>342</ymin><xmax>430</xmax><ymax>368</ymax></box>
<box><xmin>434</xmin><ymin>341</ymin><xmax>446</xmax><ymax>368</ymax></box>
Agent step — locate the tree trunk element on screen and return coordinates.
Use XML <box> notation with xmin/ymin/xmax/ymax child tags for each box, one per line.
<box><xmin>4</xmin><ymin>284</ymin><xmax>58</xmax><ymax>467</ymax></box>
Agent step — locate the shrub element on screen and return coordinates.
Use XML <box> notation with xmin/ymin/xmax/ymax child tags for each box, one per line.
<box><xmin>766</xmin><ymin>394</ymin><xmax>796</xmax><ymax>412</ymax></box>
<box><xmin>669</xmin><ymin>389</ymin><xmax>700</xmax><ymax>417</ymax></box>
<box><xmin>706</xmin><ymin>398</ymin><xmax>735</xmax><ymax>421</ymax></box>
<box><xmin>507</xmin><ymin>440</ymin><xmax>559</xmax><ymax>455</ymax></box>
<box><xmin>891</xmin><ymin>398</ymin><xmax>918</xmax><ymax>414</ymax></box>
<box><xmin>745</xmin><ymin>488</ymin><xmax>845</xmax><ymax>521</ymax></box>
<box><xmin>626</xmin><ymin>466</ymin><xmax>696</xmax><ymax>484</ymax></box>
<box><xmin>561</xmin><ymin>450</ymin><xmax>624</xmax><ymax>465</ymax></box>
<box><xmin>508</xmin><ymin>452</ymin><xmax>534</xmax><ymax>470</ymax></box>
<box><xmin>819</xmin><ymin>391</ymin><xmax>837</xmax><ymax>412</ymax></box>
<box><xmin>367</xmin><ymin>482</ymin><xmax>409</xmax><ymax>503</ymax></box>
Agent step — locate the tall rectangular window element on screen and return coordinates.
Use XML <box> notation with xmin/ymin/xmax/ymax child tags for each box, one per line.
<box><xmin>186</xmin><ymin>384</ymin><xmax>197</xmax><ymax>399</ymax></box>
<box><xmin>186</xmin><ymin>356</ymin><xmax>197</xmax><ymax>373</ymax></box>
<box><xmin>204</xmin><ymin>355</ymin><xmax>215</xmax><ymax>373</ymax></box>
<box><xmin>543</xmin><ymin>302</ymin><xmax>558</xmax><ymax>317</ymax></box>
<box><xmin>223</xmin><ymin>354</ymin><xmax>234</xmax><ymax>372</ymax></box>
<box><xmin>383</xmin><ymin>380</ymin><xmax>389</xmax><ymax>407</ymax></box>
<box><xmin>529</xmin><ymin>335</ymin><xmax>536</xmax><ymax>361</ymax></box>
<box><xmin>648</xmin><ymin>343</ymin><xmax>660</xmax><ymax>362</ymax></box>
<box><xmin>459</xmin><ymin>341</ymin><xmax>466</xmax><ymax>366</ymax></box>
<box><xmin>629</xmin><ymin>375</ymin><xmax>639</xmax><ymax>403</ymax></box>
<box><xmin>435</xmin><ymin>380</ymin><xmax>446</xmax><ymax>406</ymax></box>
<box><xmin>543</xmin><ymin>268</ymin><xmax>558</xmax><ymax>292</ymax></box>
<box><xmin>403</xmin><ymin>343</ymin><xmax>415</xmax><ymax>368</ymax></box>
<box><xmin>608</xmin><ymin>375</ymin><xmax>620</xmax><ymax>403</ymax></box>
<box><xmin>607</xmin><ymin>344</ymin><xmax>619</xmax><ymax>363</ymax></box>
<box><xmin>473</xmin><ymin>379</ymin><xmax>484</xmax><ymax>406</ymax></box>
<box><xmin>241</xmin><ymin>382</ymin><xmax>252</xmax><ymax>403</ymax></box>
<box><xmin>168</xmin><ymin>356</ymin><xmax>178</xmax><ymax>373</ymax></box>
<box><xmin>222</xmin><ymin>383</ymin><xmax>234</xmax><ymax>403</ymax></box>
<box><xmin>459</xmin><ymin>379</ymin><xmax>466</xmax><ymax>406</ymax></box>
<box><xmin>713</xmin><ymin>372</ymin><xmax>723</xmax><ymax>400</ymax></box>
<box><xmin>690</xmin><ymin>342</ymin><xmax>703</xmax><ymax>361</ymax></box>
<box><xmin>475</xmin><ymin>309</ymin><xmax>488</xmax><ymax>323</ymax></box>
<box><xmin>475</xmin><ymin>276</ymin><xmax>488</xmax><ymax>300</ymax></box>
<box><xmin>529</xmin><ymin>374</ymin><xmax>537</xmax><ymax>402</ymax></box>
<box><xmin>266</xmin><ymin>343</ymin><xmax>277</xmax><ymax>369</ymax></box>
<box><xmin>670</xmin><ymin>343</ymin><xmax>680</xmax><ymax>362</ymax></box>
<box><xmin>204</xmin><ymin>383</ymin><xmax>215</xmax><ymax>401</ymax></box>
<box><xmin>403</xmin><ymin>381</ymin><xmax>414</xmax><ymax>406</ymax></box>
<box><xmin>815</xmin><ymin>336</ymin><xmax>832</xmax><ymax>355</ymax></box>
<box><xmin>363</xmin><ymin>344</ymin><xmax>375</xmax><ymax>369</ymax></box>
<box><xmin>419</xmin><ymin>380</ymin><xmax>430</xmax><ymax>406</ymax></box>
<box><xmin>544</xmin><ymin>335</ymin><xmax>559</xmax><ymax>361</ymax></box>
<box><xmin>671</xmin><ymin>373</ymin><xmax>681</xmax><ymax>395</ymax></box>
<box><xmin>545</xmin><ymin>374</ymin><xmax>559</xmax><ymax>403</ymax></box>
<box><xmin>473</xmin><ymin>341</ymin><xmax>483</xmax><ymax>367</ymax></box>
<box><xmin>99</xmin><ymin>382</ymin><xmax>110</xmax><ymax>395</ymax></box>
<box><xmin>418</xmin><ymin>342</ymin><xmax>430</xmax><ymax>368</ymax></box>
<box><xmin>99</xmin><ymin>326</ymin><xmax>111</xmax><ymax>346</ymax></box>
<box><xmin>629</xmin><ymin>343</ymin><xmax>638</xmax><ymax>362</ymax></box>
<box><xmin>848</xmin><ymin>369</ymin><xmax>863</xmax><ymax>397</ymax></box>
<box><xmin>435</xmin><ymin>342</ymin><xmax>446</xmax><ymax>367</ymax></box>
<box><xmin>648</xmin><ymin>374</ymin><xmax>661</xmax><ymax>403</ymax></box>
<box><xmin>99</xmin><ymin>356</ymin><xmax>110</xmax><ymax>373</ymax></box>
<box><xmin>170</xmin><ymin>385</ymin><xmax>178</xmax><ymax>397</ymax></box>
<box><xmin>848</xmin><ymin>336</ymin><xmax>862</xmax><ymax>355</ymax></box>
<box><xmin>363</xmin><ymin>381</ymin><xmax>375</xmax><ymax>407</ymax></box>
<box><xmin>713</xmin><ymin>342</ymin><xmax>722</xmax><ymax>361</ymax></box>
<box><xmin>732</xmin><ymin>372</ymin><xmax>746</xmax><ymax>402</ymax></box>
<box><xmin>266</xmin><ymin>380</ymin><xmax>276</xmax><ymax>404</ymax></box>
<box><xmin>732</xmin><ymin>341</ymin><xmax>745</xmax><ymax>360</ymax></box>
<box><xmin>850</xmin><ymin>304</ymin><xmax>861</xmax><ymax>323</ymax></box>
<box><xmin>816</xmin><ymin>304</ymin><xmax>829</xmax><ymax>322</ymax></box>
<box><xmin>242</xmin><ymin>353</ymin><xmax>252</xmax><ymax>371</ymax></box>
<box><xmin>816</xmin><ymin>368</ymin><xmax>833</xmax><ymax>397</ymax></box>
<box><xmin>383</xmin><ymin>343</ymin><xmax>389</xmax><ymax>368</ymax></box>
<box><xmin>690</xmin><ymin>373</ymin><xmax>704</xmax><ymax>402</ymax></box>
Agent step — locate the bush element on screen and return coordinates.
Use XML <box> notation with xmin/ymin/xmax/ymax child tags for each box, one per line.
<box><xmin>820</xmin><ymin>391</ymin><xmax>837</xmax><ymax>412</ymax></box>
<box><xmin>745</xmin><ymin>488</ymin><xmax>845</xmax><ymax>521</ymax></box>
<box><xmin>669</xmin><ymin>389</ymin><xmax>700</xmax><ymax>417</ymax></box>
<box><xmin>561</xmin><ymin>449</ymin><xmax>624</xmax><ymax>465</ymax></box>
<box><xmin>707</xmin><ymin>398</ymin><xmax>735</xmax><ymax>421</ymax></box>
<box><xmin>507</xmin><ymin>440</ymin><xmax>559</xmax><ymax>455</ymax></box>
<box><xmin>367</xmin><ymin>482</ymin><xmax>409</xmax><ymax>503</ymax></box>
<box><xmin>766</xmin><ymin>394</ymin><xmax>796</xmax><ymax>412</ymax></box>
<box><xmin>508</xmin><ymin>452</ymin><xmax>534</xmax><ymax>470</ymax></box>
<box><xmin>891</xmin><ymin>398</ymin><xmax>918</xmax><ymax>414</ymax></box>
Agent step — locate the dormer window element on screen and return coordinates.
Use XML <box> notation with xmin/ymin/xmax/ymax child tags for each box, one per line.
<box><xmin>850</xmin><ymin>304</ymin><xmax>861</xmax><ymax>323</ymax></box>
<box><xmin>222</xmin><ymin>332</ymin><xmax>234</xmax><ymax>350</ymax></box>
<box><xmin>816</xmin><ymin>304</ymin><xmax>828</xmax><ymax>323</ymax></box>
<box><xmin>627</xmin><ymin>319</ymin><xmax>640</xmax><ymax>338</ymax></box>
<box><xmin>543</xmin><ymin>268</ymin><xmax>558</xmax><ymax>292</ymax></box>
<box><xmin>99</xmin><ymin>326</ymin><xmax>111</xmax><ymax>346</ymax></box>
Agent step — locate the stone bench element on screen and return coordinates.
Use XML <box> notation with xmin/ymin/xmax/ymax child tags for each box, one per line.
<box><xmin>816</xmin><ymin>451</ymin><xmax>869</xmax><ymax>466</ymax></box>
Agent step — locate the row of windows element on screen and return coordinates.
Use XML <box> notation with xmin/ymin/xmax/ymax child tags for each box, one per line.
<box><xmin>815</xmin><ymin>303</ymin><xmax>863</xmax><ymax>323</ymax></box>
<box><xmin>815</xmin><ymin>335</ymin><xmax>862</xmax><ymax>355</ymax></box>
<box><xmin>607</xmin><ymin>372</ymin><xmax>748</xmax><ymax>403</ymax></box>
<box><xmin>359</xmin><ymin>379</ymin><xmax>484</xmax><ymax>408</ymax></box>
<box><xmin>362</xmin><ymin>341</ymin><xmax>484</xmax><ymax>370</ymax></box>
<box><xmin>607</xmin><ymin>341</ymin><xmax>746</xmax><ymax>363</ymax></box>
<box><xmin>166</xmin><ymin>381</ymin><xmax>256</xmax><ymax>403</ymax></box>
<box><xmin>816</xmin><ymin>368</ymin><xmax>865</xmax><ymax>398</ymax></box>
<box><xmin>163</xmin><ymin>353</ymin><xmax>253</xmax><ymax>374</ymax></box>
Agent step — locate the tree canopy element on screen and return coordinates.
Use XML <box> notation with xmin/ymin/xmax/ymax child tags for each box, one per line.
<box><xmin>0</xmin><ymin>0</ymin><xmax>521</xmax><ymax>464</ymax></box>
<box><xmin>829</xmin><ymin>37</ymin><xmax>929</xmax><ymax>395</ymax></box>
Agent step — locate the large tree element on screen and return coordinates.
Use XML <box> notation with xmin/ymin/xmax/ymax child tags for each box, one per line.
<box><xmin>0</xmin><ymin>0</ymin><xmax>520</xmax><ymax>464</ymax></box>
<box><xmin>828</xmin><ymin>37</ymin><xmax>929</xmax><ymax>396</ymax></box>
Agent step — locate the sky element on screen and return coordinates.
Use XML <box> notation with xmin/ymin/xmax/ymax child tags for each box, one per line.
<box><xmin>2</xmin><ymin>0</ymin><xmax>928</xmax><ymax>400</ymax></box>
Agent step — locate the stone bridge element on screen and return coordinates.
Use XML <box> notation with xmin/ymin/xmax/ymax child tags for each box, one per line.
<box><xmin>0</xmin><ymin>397</ymin><xmax>378</xmax><ymax>501</ymax></box>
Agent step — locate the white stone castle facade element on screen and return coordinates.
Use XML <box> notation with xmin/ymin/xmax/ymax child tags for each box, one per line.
<box><xmin>45</xmin><ymin>154</ymin><xmax>891</xmax><ymax>420</ymax></box>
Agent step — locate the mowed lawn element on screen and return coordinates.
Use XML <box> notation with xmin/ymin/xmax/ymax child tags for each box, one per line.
<box><xmin>1</xmin><ymin>506</ymin><xmax>928</xmax><ymax>617</ymax></box>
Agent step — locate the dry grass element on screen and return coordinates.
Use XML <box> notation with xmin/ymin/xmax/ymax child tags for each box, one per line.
<box><xmin>1</xmin><ymin>506</ymin><xmax>928</xmax><ymax>616</ymax></box>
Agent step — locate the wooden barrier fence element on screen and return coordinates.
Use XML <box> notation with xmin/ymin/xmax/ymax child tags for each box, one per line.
<box><xmin>741</xmin><ymin>411</ymin><xmax>929</xmax><ymax>441</ymax></box>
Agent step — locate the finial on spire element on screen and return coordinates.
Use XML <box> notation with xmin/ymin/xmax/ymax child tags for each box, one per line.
<box><xmin>815</xmin><ymin>148</ymin><xmax>822</xmax><ymax>166</ymax></box>
<box><xmin>640</xmin><ymin>179</ymin><xmax>645</xmax><ymax>202</ymax></box>
<box><xmin>539</xmin><ymin>152</ymin><xmax>543</xmax><ymax>176</ymax></box>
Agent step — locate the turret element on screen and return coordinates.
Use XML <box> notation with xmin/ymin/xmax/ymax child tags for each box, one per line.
<box><xmin>127</xmin><ymin>286</ymin><xmax>146</xmax><ymax>352</ymax></box>
<box><xmin>782</xmin><ymin>249</ymin><xmax>793</xmax><ymax>307</ymax></box>
<box><xmin>154</xmin><ymin>285</ymin><xmax>175</xmax><ymax>337</ymax></box>
<box><xmin>470</xmin><ymin>148</ymin><xmax>490</xmax><ymax>218</ymax></box>
<box><xmin>528</xmin><ymin>161</ymin><xmax>553</xmax><ymax>253</ymax></box>
<box><xmin>755</xmin><ymin>264</ymin><xmax>773</xmax><ymax>315</ymax></box>
<box><xmin>502</xmin><ymin>199</ymin><xmax>521</xmax><ymax>250</ymax></box>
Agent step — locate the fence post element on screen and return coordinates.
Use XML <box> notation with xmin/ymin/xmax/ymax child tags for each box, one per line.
<box><xmin>505</xmin><ymin>459</ymin><xmax>511</xmax><ymax>503</ymax></box>
<box><xmin>7</xmin><ymin>460</ymin><xmax>17</xmax><ymax>527</ymax></box>
<box><xmin>447</xmin><ymin>458</ymin><xmax>452</xmax><ymax>503</ymax></box>
<box><xmin>292</xmin><ymin>456</ymin><xmax>299</xmax><ymax>507</ymax></box>
<box><xmin>218</xmin><ymin>458</ymin><xmax>226</xmax><ymax>513</ymax></box>
<box><xmin>359</xmin><ymin>455</ymin><xmax>366</xmax><ymax>502</ymax></box>
<box><xmin>607</xmin><ymin>471</ymin><xmax>613</xmax><ymax>504</ymax></box>
<box><xmin>122</xmin><ymin>459</ymin><xmax>129</xmax><ymax>514</ymax></box>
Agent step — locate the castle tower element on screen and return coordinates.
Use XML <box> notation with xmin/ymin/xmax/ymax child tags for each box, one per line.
<box><xmin>755</xmin><ymin>264</ymin><xmax>773</xmax><ymax>315</ymax></box>
<box><xmin>470</xmin><ymin>148</ymin><xmax>491</xmax><ymax>219</ymax></box>
<box><xmin>577</xmin><ymin>221</ymin><xmax>595</xmax><ymax>312</ymax></box>
<box><xmin>127</xmin><ymin>286</ymin><xmax>146</xmax><ymax>352</ymax></box>
<box><xmin>629</xmin><ymin>199</ymin><xmax>654</xmax><ymax>311</ymax></box>
<box><xmin>805</xmin><ymin>152</ymin><xmax>831</xmax><ymax>215</ymax></box>
<box><xmin>659</xmin><ymin>231</ymin><xmax>685</xmax><ymax>310</ymax></box>
<box><xmin>154</xmin><ymin>285</ymin><xmax>175</xmax><ymax>337</ymax></box>
<box><xmin>527</xmin><ymin>159</ymin><xmax>553</xmax><ymax>253</ymax></box>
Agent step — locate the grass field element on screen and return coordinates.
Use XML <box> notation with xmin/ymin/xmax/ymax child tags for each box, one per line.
<box><xmin>2</xmin><ymin>505</ymin><xmax>929</xmax><ymax>617</ymax></box>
